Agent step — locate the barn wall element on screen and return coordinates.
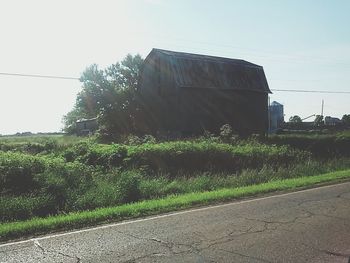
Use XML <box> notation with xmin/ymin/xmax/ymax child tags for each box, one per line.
<box><xmin>137</xmin><ymin>53</ymin><xmax>179</xmax><ymax>133</ymax></box>
<box><xmin>177</xmin><ymin>89</ymin><xmax>268</xmax><ymax>135</ymax></box>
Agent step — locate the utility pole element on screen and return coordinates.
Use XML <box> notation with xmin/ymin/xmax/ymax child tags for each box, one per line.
<box><xmin>321</xmin><ymin>99</ymin><xmax>324</xmax><ymax>116</ymax></box>
<box><xmin>268</xmin><ymin>95</ymin><xmax>271</xmax><ymax>134</ymax></box>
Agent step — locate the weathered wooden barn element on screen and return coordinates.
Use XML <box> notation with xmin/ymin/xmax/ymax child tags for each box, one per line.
<box><xmin>136</xmin><ymin>48</ymin><xmax>271</xmax><ymax>136</ymax></box>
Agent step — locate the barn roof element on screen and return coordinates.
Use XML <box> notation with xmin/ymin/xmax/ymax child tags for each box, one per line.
<box><xmin>150</xmin><ymin>48</ymin><xmax>271</xmax><ymax>93</ymax></box>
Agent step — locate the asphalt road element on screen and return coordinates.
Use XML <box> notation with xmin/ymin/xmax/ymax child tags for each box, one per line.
<box><xmin>1</xmin><ymin>182</ymin><xmax>350</xmax><ymax>263</ymax></box>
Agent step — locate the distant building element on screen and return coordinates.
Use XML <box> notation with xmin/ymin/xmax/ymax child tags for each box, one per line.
<box><xmin>76</xmin><ymin>118</ymin><xmax>98</xmax><ymax>136</ymax></box>
<box><xmin>137</xmin><ymin>48</ymin><xmax>271</xmax><ymax>136</ymax></box>
<box><xmin>324</xmin><ymin>116</ymin><xmax>342</xmax><ymax>126</ymax></box>
<box><xmin>269</xmin><ymin>101</ymin><xmax>284</xmax><ymax>131</ymax></box>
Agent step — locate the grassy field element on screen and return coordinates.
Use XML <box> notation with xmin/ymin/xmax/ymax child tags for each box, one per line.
<box><xmin>1</xmin><ymin>169</ymin><xmax>349</xmax><ymax>242</ymax></box>
<box><xmin>0</xmin><ymin>134</ymin><xmax>82</xmax><ymax>144</ymax></box>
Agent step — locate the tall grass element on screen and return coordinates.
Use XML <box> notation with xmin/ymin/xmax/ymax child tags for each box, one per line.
<box><xmin>1</xmin><ymin>169</ymin><xmax>350</xmax><ymax>242</ymax></box>
<box><xmin>1</xmin><ymin>148</ymin><xmax>349</xmax><ymax>223</ymax></box>
<box><xmin>268</xmin><ymin>132</ymin><xmax>350</xmax><ymax>157</ymax></box>
<box><xmin>0</xmin><ymin>135</ymin><xmax>85</xmax><ymax>155</ymax></box>
<box><xmin>0</xmin><ymin>134</ymin><xmax>82</xmax><ymax>144</ymax></box>
<box><xmin>62</xmin><ymin>140</ymin><xmax>309</xmax><ymax>175</ymax></box>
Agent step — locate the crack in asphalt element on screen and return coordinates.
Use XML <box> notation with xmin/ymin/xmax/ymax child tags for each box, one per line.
<box><xmin>193</xmin><ymin>193</ymin><xmax>350</xmax><ymax>260</ymax></box>
<box><xmin>284</xmin><ymin>188</ymin><xmax>350</xmax><ymax>207</ymax></box>
<box><xmin>297</xmin><ymin>204</ymin><xmax>350</xmax><ymax>222</ymax></box>
<box><xmin>217</xmin><ymin>248</ymin><xmax>273</xmax><ymax>263</ymax></box>
<box><xmin>198</xmin><ymin>222</ymin><xmax>272</xmax><ymax>251</ymax></box>
<box><xmin>122</xmin><ymin>252</ymin><xmax>167</xmax><ymax>263</ymax></box>
<box><xmin>281</xmin><ymin>193</ymin><xmax>350</xmax><ymax>223</ymax></box>
<box><xmin>34</xmin><ymin>240</ymin><xmax>81</xmax><ymax>262</ymax></box>
<box><xmin>301</xmin><ymin>242</ymin><xmax>350</xmax><ymax>260</ymax></box>
<box><xmin>336</xmin><ymin>191</ymin><xmax>350</xmax><ymax>200</ymax></box>
<box><xmin>114</xmin><ymin>230</ymin><xmax>204</xmax><ymax>262</ymax></box>
<box><xmin>120</xmin><ymin>207</ymin><xmax>339</xmax><ymax>262</ymax></box>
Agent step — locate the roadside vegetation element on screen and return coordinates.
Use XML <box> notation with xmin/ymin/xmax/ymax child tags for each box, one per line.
<box><xmin>1</xmin><ymin>131</ymin><xmax>350</xmax><ymax>229</ymax></box>
<box><xmin>268</xmin><ymin>131</ymin><xmax>350</xmax><ymax>157</ymax></box>
<box><xmin>1</xmin><ymin>169</ymin><xmax>350</xmax><ymax>241</ymax></box>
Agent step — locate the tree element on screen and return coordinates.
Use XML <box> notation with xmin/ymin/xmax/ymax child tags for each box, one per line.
<box><xmin>63</xmin><ymin>54</ymin><xmax>144</xmax><ymax>136</ymax></box>
<box><xmin>342</xmin><ymin>114</ymin><xmax>350</xmax><ymax>126</ymax></box>
<box><xmin>289</xmin><ymin>115</ymin><xmax>302</xmax><ymax>123</ymax></box>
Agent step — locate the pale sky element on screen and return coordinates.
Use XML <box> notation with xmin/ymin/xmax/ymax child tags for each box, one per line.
<box><xmin>0</xmin><ymin>0</ymin><xmax>349</xmax><ymax>134</ymax></box>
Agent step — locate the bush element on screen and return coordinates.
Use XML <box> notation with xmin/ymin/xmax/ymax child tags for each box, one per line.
<box><xmin>0</xmin><ymin>152</ymin><xmax>46</xmax><ymax>194</ymax></box>
<box><xmin>0</xmin><ymin>151</ymin><xmax>94</xmax><ymax>208</ymax></box>
<box><xmin>60</xmin><ymin>140</ymin><xmax>311</xmax><ymax>176</ymax></box>
<box><xmin>0</xmin><ymin>194</ymin><xmax>56</xmax><ymax>222</ymax></box>
<box><xmin>73</xmin><ymin>180</ymin><xmax>120</xmax><ymax>211</ymax></box>
<box><xmin>63</xmin><ymin>142</ymin><xmax>127</xmax><ymax>168</ymax></box>
<box><xmin>268</xmin><ymin>134</ymin><xmax>350</xmax><ymax>157</ymax></box>
<box><xmin>60</xmin><ymin>140</ymin><xmax>310</xmax><ymax>176</ymax></box>
<box><xmin>73</xmin><ymin>170</ymin><xmax>142</xmax><ymax>210</ymax></box>
<box><xmin>125</xmin><ymin>141</ymin><xmax>309</xmax><ymax>176</ymax></box>
<box><xmin>117</xmin><ymin>171</ymin><xmax>141</xmax><ymax>203</ymax></box>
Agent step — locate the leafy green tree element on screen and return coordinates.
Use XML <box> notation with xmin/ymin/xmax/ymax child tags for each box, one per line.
<box><xmin>63</xmin><ymin>54</ymin><xmax>144</xmax><ymax>136</ymax></box>
<box><xmin>342</xmin><ymin>114</ymin><xmax>350</xmax><ymax>126</ymax></box>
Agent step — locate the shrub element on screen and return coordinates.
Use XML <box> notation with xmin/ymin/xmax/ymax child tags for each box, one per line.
<box><xmin>117</xmin><ymin>171</ymin><xmax>141</xmax><ymax>203</ymax></box>
<box><xmin>63</xmin><ymin>142</ymin><xmax>127</xmax><ymax>168</ymax></box>
<box><xmin>60</xmin><ymin>140</ymin><xmax>309</xmax><ymax>176</ymax></box>
<box><xmin>0</xmin><ymin>194</ymin><xmax>56</xmax><ymax>222</ymax></box>
<box><xmin>0</xmin><ymin>152</ymin><xmax>46</xmax><ymax>194</ymax></box>
<box><xmin>268</xmin><ymin>134</ymin><xmax>350</xmax><ymax>157</ymax></box>
<box><xmin>124</xmin><ymin>135</ymin><xmax>143</xmax><ymax>145</ymax></box>
<box><xmin>125</xmin><ymin>141</ymin><xmax>309</xmax><ymax>176</ymax></box>
<box><xmin>33</xmin><ymin>160</ymin><xmax>94</xmax><ymax>210</ymax></box>
<box><xmin>72</xmin><ymin>180</ymin><xmax>120</xmax><ymax>211</ymax></box>
<box><xmin>0</xmin><ymin>151</ymin><xmax>94</xmax><ymax>208</ymax></box>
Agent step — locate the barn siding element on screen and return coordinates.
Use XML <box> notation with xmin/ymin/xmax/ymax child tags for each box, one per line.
<box><xmin>178</xmin><ymin>89</ymin><xmax>267</xmax><ymax>135</ymax></box>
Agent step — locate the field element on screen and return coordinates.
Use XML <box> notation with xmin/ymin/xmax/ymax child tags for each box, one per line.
<box><xmin>1</xmin><ymin>131</ymin><xmax>350</xmax><ymax>239</ymax></box>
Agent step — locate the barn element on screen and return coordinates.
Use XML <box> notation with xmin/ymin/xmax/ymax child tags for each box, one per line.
<box><xmin>136</xmin><ymin>48</ymin><xmax>271</xmax><ymax>136</ymax></box>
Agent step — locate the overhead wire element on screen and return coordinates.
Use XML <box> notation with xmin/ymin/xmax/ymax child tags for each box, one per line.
<box><xmin>0</xmin><ymin>71</ymin><xmax>349</xmax><ymax>94</ymax></box>
<box><xmin>0</xmin><ymin>72</ymin><xmax>80</xmax><ymax>80</ymax></box>
<box><xmin>271</xmin><ymin>89</ymin><xmax>350</xmax><ymax>94</ymax></box>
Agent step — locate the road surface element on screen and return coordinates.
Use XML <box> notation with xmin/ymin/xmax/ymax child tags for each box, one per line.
<box><xmin>1</xmin><ymin>182</ymin><xmax>350</xmax><ymax>262</ymax></box>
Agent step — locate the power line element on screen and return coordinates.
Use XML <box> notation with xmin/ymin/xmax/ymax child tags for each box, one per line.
<box><xmin>271</xmin><ymin>89</ymin><xmax>350</xmax><ymax>94</ymax></box>
<box><xmin>0</xmin><ymin>72</ymin><xmax>80</xmax><ymax>80</ymax></box>
<box><xmin>0</xmin><ymin>71</ymin><xmax>349</xmax><ymax>94</ymax></box>
<box><xmin>149</xmin><ymin>38</ymin><xmax>350</xmax><ymax>66</ymax></box>
<box><xmin>145</xmin><ymin>32</ymin><xmax>350</xmax><ymax>64</ymax></box>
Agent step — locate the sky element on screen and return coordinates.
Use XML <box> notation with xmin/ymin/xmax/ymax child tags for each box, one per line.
<box><xmin>0</xmin><ymin>0</ymin><xmax>349</xmax><ymax>134</ymax></box>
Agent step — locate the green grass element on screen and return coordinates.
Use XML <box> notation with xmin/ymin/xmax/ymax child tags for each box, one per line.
<box><xmin>1</xmin><ymin>169</ymin><xmax>349</xmax><ymax>242</ymax></box>
<box><xmin>0</xmin><ymin>134</ymin><xmax>82</xmax><ymax>144</ymax></box>
<box><xmin>0</xmin><ymin>135</ymin><xmax>86</xmax><ymax>155</ymax></box>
